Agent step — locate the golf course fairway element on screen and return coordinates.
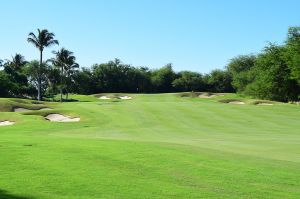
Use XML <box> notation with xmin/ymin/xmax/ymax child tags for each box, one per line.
<box><xmin>0</xmin><ymin>93</ymin><xmax>299</xmax><ymax>198</ymax></box>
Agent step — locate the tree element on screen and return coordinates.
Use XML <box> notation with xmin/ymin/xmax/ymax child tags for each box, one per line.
<box><xmin>24</xmin><ymin>60</ymin><xmax>50</xmax><ymax>99</ymax></box>
<box><xmin>206</xmin><ymin>69</ymin><xmax>234</xmax><ymax>93</ymax></box>
<box><xmin>27</xmin><ymin>29</ymin><xmax>59</xmax><ymax>101</ymax></box>
<box><xmin>51</xmin><ymin>48</ymin><xmax>79</xmax><ymax>102</ymax></box>
<box><xmin>71</xmin><ymin>68</ymin><xmax>94</xmax><ymax>94</ymax></box>
<box><xmin>3</xmin><ymin>54</ymin><xmax>28</xmax><ymax>97</ymax></box>
<box><xmin>45</xmin><ymin>67</ymin><xmax>60</xmax><ymax>99</ymax></box>
<box><xmin>6</xmin><ymin>54</ymin><xmax>27</xmax><ymax>71</ymax></box>
<box><xmin>245</xmin><ymin>44</ymin><xmax>299</xmax><ymax>101</ymax></box>
<box><xmin>91</xmin><ymin>59</ymin><xmax>148</xmax><ymax>93</ymax></box>
<box><xmin>227</xmin><ymin>55</ymin><xmax>256</xmax><ymax>92</ymax></box>
<box><xmin>134</xmin><ymin>67</ymin><xmax>152</xmax><ymax>93</ymax></box>
<box><xmin>151</xmin><ymin>64</ymin><xmax>176</xmax><ymax>92</ymax></box>
<box><xmin>172</xmin><ymin>71</ymin><xmax>204</xmax><ymax>92</ymax></box>
<box><xmin>285</xmin><ymin>26</ymin><xmax>300</xmax><ymax>86</ymax></box>
<box><xmin>0</xmin><ymin>71</ymin><xmax>13</xmax><ymax>96</ymax></box>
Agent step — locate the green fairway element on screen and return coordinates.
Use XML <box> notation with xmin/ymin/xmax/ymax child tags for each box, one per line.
<box><xmin>0</xmin><ymin>93</ymin><xmax>299</xmax><ymax>199</ymax></box>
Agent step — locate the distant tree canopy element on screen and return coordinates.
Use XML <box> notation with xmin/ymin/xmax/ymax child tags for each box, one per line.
<box><xmin>286</xmin><ymin>27</ymin><xmax>300</xmax><ymax>85</ymax></box>
<box><xmin>172</xmin><ymin>71</ymin><xmax>205</xmax><ymax>92</ymax></box>
<box><xmin>223</xmin><ymin>27</ymin><xmax>300</xmax><ymax>102</ymax></box>
<box><xmin>227</xmin><ymin>55</ymin><xmax>256</xmax><ymax>92</ymax></box>
<box><xmin>244</xmin><ymin>44</ymin><xmax>299</xmax><ymax>101</ymax></box>
<box><xmin>1</xmin><ymin>27</ymin><xmax>300</xmax><ymax>102</ymax></box>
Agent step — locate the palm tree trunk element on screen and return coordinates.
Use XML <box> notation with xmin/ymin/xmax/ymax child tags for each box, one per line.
<box><xmin>66</xmin><ymin>74</ymin><xmax>69</xmax><ymax>101</ymax></box>
<box><xmin>38</xmin><ymin>50</ymin><xmax>42</xmax><ymax>101</ymax></box>
<box><xmin>60</xmin><ymin>66</ymin><xmax>63</xmax><ymax>103</ymax></box>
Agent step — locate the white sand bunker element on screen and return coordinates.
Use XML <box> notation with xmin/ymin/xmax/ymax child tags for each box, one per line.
<box><xmin>45</xmin><ymin>114</ymin><xmax>80</xmax><ymax>122</ymax></box>
<box><xmin>257</xmin><ymin>103</ymin><xmax>273</xmax><ymax>106</ymax></box>
<box><xmin>0</xmin><ymin>121</ymin><xmax>15</xmax><ymax>126</ymax></box>
<box><xmin>119</xmin><ymin>96</ymin><xmax>132</xmax><ymax>100</ymax></box>
<box><xmin>99</xmin><ymin>96</ymin><xmax>111</xmax><ymax>100</ymax></box>
<box><xmin>14</xmin><ymin>107</ymin><xmax>52</xmax><ymax>112</ymax></box>
<box><xmin>228</xmin><ymin>101</ymin><xmax>245</xmax><ymax>105</ymax></box>
<box><xmin>198</xmin><ymin>93</ymin><xmax>217</xmax><ymax>98</ymax></box>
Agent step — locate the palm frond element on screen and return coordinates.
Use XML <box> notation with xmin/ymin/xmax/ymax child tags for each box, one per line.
<box><xmin>46</xmin><ymin>39</ymin><xmax>59</xmax><ymax>47</ymax></box>
<box><xmin>27</xmin><ymin>29</ymin><xmax>59</xmax><ymax>49</ymax></box>
<box><xmin>27</xmin><ymin>32</ymin><xmax>40</xmax><ymax>48</ymax></box>
<box><xmin>28</xmin><ymin>32</ymin><xmax>38</xmax><ymax>41</ymax></box>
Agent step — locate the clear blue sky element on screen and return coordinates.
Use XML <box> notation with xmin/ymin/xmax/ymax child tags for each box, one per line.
<box><xmin>0</xmin><ymin>0</ymin><xmax>299</xmax><ymax>73</ymax></box>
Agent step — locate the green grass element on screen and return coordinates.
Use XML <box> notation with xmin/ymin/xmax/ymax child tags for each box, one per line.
<box><xmin>0</xmin><ymin>93</ymin><xmax>299</xmax><ymax>198</ymax></box>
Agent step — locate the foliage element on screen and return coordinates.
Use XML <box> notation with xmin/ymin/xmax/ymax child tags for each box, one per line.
<box><xmin>172</xmin><ymin>71</ymin><xmax>204</xmax><ymax>91</ymax></box>
<box><xmin>285</xmin><ymin>27</ymin><xmax>300</xmax><ymax>85</ymax></box>
<box><xmin>23</xmin><ymin>60</ymin><xmax>50</xmax><ymax>98</ymax></box>
<box><xmin>227</xmin><ymin>55</ymin><xmax>256</xmax><ymax>92</ymax></box>
<box><xmin>206</xmin><ymin>69</ymin><xmax>234</xmax><ymax>93</ymax></box>
<box><xmin>1</xmin><ymin>26</ymin><xmax>300</xmax><ymax>102</ymax></box>
<box><xmin>244</xmin><ymin>44</ymin><xmax>299</xmax><ymax>101</ymax></box>
<box><xmin>0</xmin><ymin>71</ymin><xmax>13</xmax><ymax>96</ymax></box>
<box><xmin>51</xmin><ymin>48</ymin><xmax>79</xmax><ymax>101</ymax></box>
<box><xmin>151</xmin><ymin>64</ymin><xmax>176</xmax><ymax>92</ymax></box>
<box><xmin>27</xmin><ymin>29</ymin><xmax>59</xmax><ymax>101</ymax></box>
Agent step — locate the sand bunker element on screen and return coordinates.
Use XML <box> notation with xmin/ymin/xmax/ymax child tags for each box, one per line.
<box><xmin>257</xmin><ymin>103</ymin><xmax>273</xmax><ymax>106</ymax></box>
<box><xmin>198</xmin><ymin>93</ymin><xmax>217</xmax><ymax>98</ymax></box>
<box><xmin>0</xmin><ymin>121</ymin><xmax>15</xmax><ymax>126</ymax></box>
<box><xmin>14</xmin><ymin>108</ymin><xmax>30</xmax><ymax>112</ymax></box>
<box><xmin>119</xmin><ymin>96</ymin><xmax>132</xmax><ymax>100</ymax></box>
<box><xmin>198</xmin><ymin>93</ymin><xmax>225</xmax><ymax>98</ymax></box>
<box><xmin>228</xmin><ymin>101</ymin><xmax>245</xmax><ymax>105</ymax></box>
<box><xmin>99</xmin><ymin>96</ymin><xmax>111</xmax><ymax>100</ymax></box>
<box><xmin>14</xmin><ymin>107</ymin><xmax>52</xmax><ymax>112</ymax></box>
<box><xmin>45</xmin><ymin>114</ymin><xmax>80</xmax><ymax>122</ymax></box>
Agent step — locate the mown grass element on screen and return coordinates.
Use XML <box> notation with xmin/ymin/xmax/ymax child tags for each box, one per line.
<box><xmin>0</xmin><ymin>93</ymin><xmax>299</xmax><ymax>198</ymax></box>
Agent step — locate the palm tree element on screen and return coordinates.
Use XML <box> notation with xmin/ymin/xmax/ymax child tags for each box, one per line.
<box><xmin>6</xmin><ymin>54</ymin><xmax>27</xmax><ymax>70</ymax></box>
<box><xmin>27</xmin><ymin>29</ymin><xmax>59</xmax><ymax>101</ymax></box>
<box><xmin>51</xmin><ymin>48</ymin><xmax>79</xmax><ymax>102</ymax></box>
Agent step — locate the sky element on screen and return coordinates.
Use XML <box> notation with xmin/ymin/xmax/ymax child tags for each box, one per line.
<box><xmin>0</xmin><ymin>0</ymin><xmax>300</xmax><ymax>73</ymax></box>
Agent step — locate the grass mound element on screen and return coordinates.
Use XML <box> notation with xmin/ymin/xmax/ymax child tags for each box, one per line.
<box><xmin>179</xmin><ymin>92</ymin><xmax>199</xmax><ymax>98</ymax></box>
<box><xmin>0</xmin><ymin>99</ymin><xmax>48</xmax><ymax>112</ymax></box>
<box><xmin>251</xmin><ymin>100</ymin><xmax>275</xmax><ymax>106</ymax></box>
<box><xmin>179</xmin><ymin>92</ymin><xmax>225</xmax><ymax>98</ymax></box>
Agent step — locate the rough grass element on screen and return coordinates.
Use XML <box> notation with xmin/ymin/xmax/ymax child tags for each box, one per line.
<box><xmin>0</xmin><ymin>93</ymin><xmax>299</xmax><ymax>198</ymax></box>
<box><xmin>178</xmin><ymin>92</ymin><xmax>201</xmax><ymax>98</ymax></box>
<box><xmin>218</xmin><ymin>98</ymin><xmax>245</xmax><ymax>103</ymax></box>
<box><xmin>250</xmin><ymin>100</ymin><xmax>276</xmax><ymax>105</ymax></box>
<box><xmin>178</xmin><ymin>92</ymin><xmax>220</xmax><ymax>98</ymax></box>
<box><xmin>0</xmin><ymin>98</ymin><xmax>49</xmax><ymax>112</ymax></box>
<box><xmin>219</xmin><ymin>98</ymin><xmax>279</xmax><ymax>106</ymax></box>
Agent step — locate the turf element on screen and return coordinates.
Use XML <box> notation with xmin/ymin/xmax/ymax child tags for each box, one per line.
<box><xmin>0</xmin><ymin>93</ymin><xmax>299</xmax><ymax>198</ymax></box>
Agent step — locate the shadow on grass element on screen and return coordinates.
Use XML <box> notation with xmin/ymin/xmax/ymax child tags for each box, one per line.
<box><xmin>0</xmin><ymin>189</ymin><xmax>34</xmax><ymax>199</ymax></box>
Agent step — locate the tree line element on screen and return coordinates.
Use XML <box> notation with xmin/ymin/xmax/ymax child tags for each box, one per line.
<box><xmin>227</xmin><ymin>27</ymin><xmax>300</xmax><ymax>102</ymax></box>
<box><xmin>1</xmin><ymin>27</ymin><xmax>300</xmax><ymax>102</ymax></box>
